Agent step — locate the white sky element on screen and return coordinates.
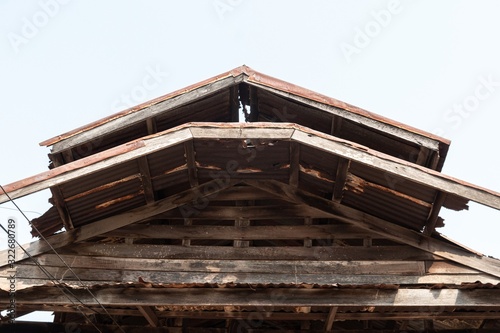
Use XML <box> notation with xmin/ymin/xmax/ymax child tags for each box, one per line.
<box><xmin>0</xmin><ymin>0</ymin><xmax>499</xmax><ymax>289</ymax></box>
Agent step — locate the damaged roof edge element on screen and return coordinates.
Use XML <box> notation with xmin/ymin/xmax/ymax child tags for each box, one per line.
<box><xmin>39</xmin><ymin>65</ymin><xmax>451</xmax><ymax>149</ymax></box>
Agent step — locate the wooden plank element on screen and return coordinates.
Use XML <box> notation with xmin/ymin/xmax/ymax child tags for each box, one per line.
<box><xmin>5</xmin><ymin>287</ymin><xmax>500</xmax><ymax>307</ymax></box>
<box><xmin>138</xmin><ymin>306</ymin><xmax>159</xmax><ymax>327</ymax></box>
<box><xmin>303</xmin><ymin>217</ymin><xmax>312</xmax><ymax>248</ymax></box>
<box><xmin>7</xmin><ymin>273</ymin><xmax>495</xmax><ymax>289</ymax></box>
<box><xmin>57</xmin><ymin>243</ymin><xmax>440</xmax><ymax>261</ymax></box>
<box><xmin>289</xmin><ymin>142</ymin><xmax>300</xmax><ymax>187</ymax></box>
<box><xmin>290</xmin><ymin>129</ymin><xmax>500</xmax><ymax>210</ymax></box>
<box><xmin>50</xmin><ymin>75</ymin><xmax>242</xmax><ymax>153</ymax></box>
<box><xmin>11</xmin><ymin>258</ymin><xmax>428</xmax><ymax>275</ymax></box>
<box><xmin>208</xmin><ymin>186</ymin><xmax>280</xmax><ymax>201</ymax></box>
<box><xmin>243</xmin><ymin>180</ymin><xmax>500</xmax><ymax>278</ymax></box>
<box><xmin>8</xmin><ymin>269</ymin><xmax>461</xmax><ymax>288</ymax></box>
<box><xmin>189</xmin><ymin>126</ymin><xmax>295</xmax><ymax>140</ymax></box>
<box><xmin>332</xmin><ymin>158</ymin><xmax>350</xmax><ymax>202</ymax></box>
<box><xmin>324</xmin><ymin>306</ymin><xmax>338</xmax><ymax>331</ymax></box>
<box><xmin>104</xmin><ymin>224</ymin><xmax>385</xmax><ymax>240</ymax></box>
<box><xmin>0</xmin><ymin>179</ymin><xmax>238</xmax><ymax>266</ymax></box>
<box><xmin>230</xmin><ymin>85</ymin><xmax>240</xmax><ymax>122</ymax></box>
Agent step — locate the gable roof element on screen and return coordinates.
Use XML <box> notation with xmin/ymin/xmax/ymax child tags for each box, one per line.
<box><xmin>1</xmin><ymin>66</ymin><xmax>500</xmax><ymax>332</ymax></box>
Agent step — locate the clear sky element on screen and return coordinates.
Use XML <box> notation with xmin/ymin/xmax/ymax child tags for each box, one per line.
<box><xmin>0</xmin><ymin>0</ymin><xmax>499</xmax><ymax>285</ymax></box>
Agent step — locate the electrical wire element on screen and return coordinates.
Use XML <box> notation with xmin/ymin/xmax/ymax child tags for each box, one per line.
<box><xmin>0</xmin><ymin>223</ymin><xmax>103</xmax><ymax>333</ymax></box>
<box><xmin>0</xmin><ymin>184</ymin><xmax>127</xmax><ymax>333</ymax></box>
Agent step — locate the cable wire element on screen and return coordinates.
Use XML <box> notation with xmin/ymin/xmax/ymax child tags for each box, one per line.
<box><xmin>0</xmin><ymin>184</ymin><xmax>126</xmax><ymax>333</ymax></box>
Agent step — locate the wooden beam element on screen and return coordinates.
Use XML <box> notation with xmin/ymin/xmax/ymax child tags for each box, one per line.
<box><xmin>324</xmin><ymin>306</ymin><xmax>338</xmax><ymax>331</ymax></box>
<box><xmin>303</xmin><ymin>217</ymin><xmax>312</xmax><ymax>248</ymax></box>
<box><xmin>57</xmin><ymin>243</ymin><xmax>441</xmax><ymax>261</ymax></box>
<box><xmin>332</xmin><ymin>158</ymin><xmax>350</xmax><ymax>202</ymax></box>
<box><xmin>138</xmin><ymin>305</ymin><xmax>160</xmax><ymax>327</ymax></box>
<box><xmin>243</xmin><ymin>180</ymin><xmax>500</xmax><ymax>278</ymax></box>
<box><xmin>4</xmin><ymin>286</ymin><xmax>500</xmax><ymax>307</ymax></box>
<box><xmin>289</xmin><ymin>142</ymin><xmax>300</xmax><ymax>187</ymax></box>
<box><xmin>182</xmin><ymin>218</ymin><xmax>192</xmax><ymax>246</ymax></box>
<box><xmin>138</xmin><ymin>156</ymin><xmax>155</xmax><ymax>203</ymax></box>
<box><xmin>423</xmin><ymin>191</ymin><xmax>447</xmax><ymax>236</ymax></box>
<box><xmin>184</xmin><ymin>141</ymin><xmax>198</xmax><ymax>187</ymax></box>
<box><xmin>10</xmin><ymin>258</ymin><xmax>428</xmax><ymax>276</ymax></box>
<box><xmin>330</xmin><ymin>116</ymin><xmax>343</xmax><ymax>136</ymax></box>
<box><xmin>154</xmin><ymin>204</ymin><xmax>333</xmax><ymax>220</ymax></box>
<box><xmin>234</xmin><ymin>218</ymin><xmax>250</xmax><ymax>248</ymax></box>
<box><xmin>103</xmin><ymin>224</ymin><xmax>376</xmax><ymax>240</ymax></box>
<box><xmin>0</xmin><ymin>179</ymin><xmax>239</xmax><ymax>266</ymax></box>
<box><xmin>49</xmin><ymin>186</ymin><xmax>74</xmax><ymax>230</ymax></box>
<box><xmin>146</xmin><ymin>118</ymin><xmax>157</xmax><ymax>135</ymax></box>
<box><xmin>249</xmin><ymin>85</ymin><xmax>259</xmax><ymax>122</ymax></box>
<box><xmin>230</xmin><ymin>85</ymin><xmax>240</xmax><ymax>122</ymax></box>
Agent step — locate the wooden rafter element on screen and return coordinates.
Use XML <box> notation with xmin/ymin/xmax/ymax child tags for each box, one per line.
<box><xmin>332</xmin><ymin>158</ymin><xmax>350</xmax><ymax>202</ymax></box>
<box><xmin>184</xmin><ymin>141</ymin><xmax>198</xmax><ymax>187</ymax></box>
<box><xmin>324</xmin><ymin>306</ymin><xmax>338</xmax><ymax>331</ymax></box>
<box><xmin>289</xmin><ymin>142</ymin><xmax>300</xmax><ymax>187</ymax></box>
